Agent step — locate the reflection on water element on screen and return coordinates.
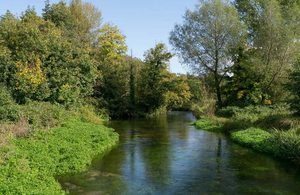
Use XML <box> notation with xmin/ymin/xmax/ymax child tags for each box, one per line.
<box><xmin>59</xmin><ymin>111</ymin><xmax>300</xmax><ymax>194</ymax></box>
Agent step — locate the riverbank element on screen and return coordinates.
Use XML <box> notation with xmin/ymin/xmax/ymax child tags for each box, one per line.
<box><xmin>194</xmin><ymin>105</ymin><xmax>300</xmax><ymax>165</ymax></box>
<box><xmin>0</xmin><ymin>103</ymin><xmax>119</xmax><ymax>194</ymax></box>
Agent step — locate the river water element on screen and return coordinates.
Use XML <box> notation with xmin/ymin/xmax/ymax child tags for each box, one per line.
<box><xmin>59</xmin><ymin>111</ymin><xmax>300</xmax><ymax>194</ymax></box>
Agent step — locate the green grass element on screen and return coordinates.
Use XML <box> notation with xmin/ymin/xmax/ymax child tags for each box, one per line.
<box><xmin>0</xmin><ymin>118</ymin><xmax>119</xmax><ymax>194</ymax></box>
<box><xmin>269</xmin><ymin>129</ymin><xmax>300</xmax><ymax>164</ymax></box>
<box><xmin>231</xmin><ymin>128</ymin><xmax>300</xmax><ymax>164</ymax></box>
<box><xmin>195</xmin><ymin>105</ymin><xmax>300</xmax><ymax>165</ymax></box>
<box><xmin>194</xmin><ymin>118</ymin><xmax>223</xmax><ymax>132</ymax></box>
<box><xmin>231</xmin><ymin>128</ymin><xmax>273</xmax><ymax>153</ymax></box>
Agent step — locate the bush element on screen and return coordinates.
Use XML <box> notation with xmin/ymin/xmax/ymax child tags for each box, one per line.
<box><xmin>19</xmin><ymin>101</ymin><xmax>68</xmax><ymax>130</ymax></box>
<box><xmin>70</xmin><ymin>105</ymin><xmax>106</xmax><ymax>124</ymax></box>
<box><xmin>269</xmin><ymin>129</ymin><xmax>300</xmax><ymax>164</ymax></box>
<box><xmin>216</xmin><ymin>106</ymin><xmax>242</xmax><ymax>117</ymax></box>
<box><xmin>217</xmin><ymin>104</ymin><xmax>293</xmax><ymax>130</ymax></box>
<box><xmin>191</xmin><ymin>100</ymin><xmax>216</xmax><ymax>119</ymax></box>
<box><xmin>0</xmin><ymin>85</ymin><xmax>20</xmax><ymax>122</ymax></box>
<box><xmin>0</xmin><ymin>118</ymin><xmax>30</xmax><ymax>137</ymax></box>
<box><xmin>145</xmin><ymin>106</ymin><xmax>167</xmax><ymax>118</ymax></box>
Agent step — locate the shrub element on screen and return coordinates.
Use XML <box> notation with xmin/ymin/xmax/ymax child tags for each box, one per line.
<box><xmin>269</xmin><ymin>129</ymin><xmax>300</xmax><ymax>164</ymax></box>
<box><xmin>145</xmin><ymin>106</ymin><xmax>167</xmax><ymax>118</ymax></box>
<box><xmin>217</xmin><ymin>104</ymin><xmax>292</xmax><ymax>130</ymax></box>
<box><xmin>19</xmin><ymin>101</ymin><xmax>67</xmax><ymax>130</ymax></box>
<box><xmin>191</xmin><ymin>99</ymin><xmax>216</xmax><ymax>119</ymax></box>
<box><xmin>0</xmin><ymin>118</ymin><xmax>30</xmax><ymax>137</ymax></box>
<box><xmin>216</xmin><ymin>106</ymin><xmax>242</xmax><ymax>117</ymax></box>
<box><xmin>0</xmin><ymin>85</ymin><xmax>20</xmax><ymax>122</ymax></box>
<box><xmin>70</xmin><ymin>105</ymin><xmax>105</xmax><ymax>124</ymax></box>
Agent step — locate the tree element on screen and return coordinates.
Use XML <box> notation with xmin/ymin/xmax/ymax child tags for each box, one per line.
<box><xmin>93</xmin><ymin>24</ymin><xmax>128</xmax><ymax>118</ymax></box>
<box><xmin>170</xmin><ymin>0</ymin><xmax>245</xmax><ymax>108</ymax></box>
<box><xmin>234</xmin><ymin>0</ymin><xmax>300</xmax><ymax>103</ymax></box>
<box><xmin>288</xmin><ymin>58</ymin><xmax>300</xmax><ymax>115</ymax></box>
<box><xmin>164</xmin><ymin>74</ymin><xmax>191</xmax><ymax>110</ymax></box>
<box><xmin>137</xmin><ymin>43</ymin><xmax>173</xmax><ymax>113</ymax></box>
<box><xmin>223</xmin><ymin>47</ymin><xmax>263</xmax><ymax>106</ymax></box>
<box><xmin>0</xmin><ymin>8</ymin><xmax>97</xmax><ymax>105</ymax></box>
<box><xmin>43</xmin><ymin>0</ymin><xmax>102</xmax><ymax>44</ymax></box>
<box><xmin>69</xmin><ymin>0</ymin><xmax>102</xmax><ymax>43</ymax></box>
<box><xmin>43</xmin><ymin>0</ymin><xmax>75</xmax><ymax>30</ymax></box>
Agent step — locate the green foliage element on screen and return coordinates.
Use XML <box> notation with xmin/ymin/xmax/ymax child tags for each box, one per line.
<box><xmin>93</xmin><ymin>24</ymin><xmax>129</xmax><ymax>118</ymax></box>
<box><xmin>19</xmin><ymin>101</ymin><xmax>67</xmax><ymax>130</ymax></box>
<box><xmin>43</xmin><ymin>1</ymin><xmax>75</xmax><ymax>29</ymax></box>
<box><xmin>288</xmin><ymin>58</ymin><xmax>300</xmax><ymax>115</ymax></box>
<box><xmin>269</xmin><ymin>129</ymin><xmax>300</xmax><ymax>163</ymax></box>
<box><xmin>164</xmin><ymin>74</ymin><xmax>191</xmax><ymax>110</ymax></box>
<box><xmin>0</xmin><ymin>118</ymin><xmax>119</xmax><ymax>194</ymax></box>
<box><xmin>232</xmin><ymin>105</ymin><xmax>291</xmax><ymax>124</ymax></box>
<box><xmin>170</xmin><ymin>0</ymin><xmax>246</xmax><ymax>107</ymax></box>
<box><xmin>215</xmin><ymin>104</ymin><xmax>294</xmax><ymax>131</ymax></box>
<box><xmin>232</xmin><ymin>127</ymin><xmax>300</xmax><ymax>164</ymax></box>
<box><xmin>70</xmin><ymin>104</ymin><xmax>105</xmax><ymax>124</ymax></box>
<box><xmin>199</xmin><ymin>104</ymin><xmax>300</xmax><ymax>165</ymax></box>
<box><xmin>69</xmin><ymin>0</ymin><xmax>102</xmax><ymax>43</ymax></box>
<box><xmin>216</xmin><ymin>106</ymin><xmax>242</xmax><ymax>118</ymax></box>
<box><xmin>137</xmin><ymin>43</ymin><xmax>173</xmax><ymax>114</ymax></box>
<box><xmin>231</xmin><ymin>128</ymin><xmax>272</xmax><ymax>153</ymax></box>
<box><xmin>223</xmin><ymin>47</ymin><xmax>266</xmax><ymax>106</ymax></box>
<box><xmin>194</xmin><ymin>118</ymin><xmax>223</xmax><ymax>132</ymax></box>
<box><xmin>232</xmin><ymin>0</ymin><xmax>300</xmax><ymax>104</ymax></box>
<box><xmin>0</xmin><ymin>85</ymin><xmax>19</xmax><ymax>122</ymax></box>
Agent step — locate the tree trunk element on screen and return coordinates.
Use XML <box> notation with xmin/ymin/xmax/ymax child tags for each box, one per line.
<box><xmin>214</xmin><ymin>47</ymin><xmax>222</xmax><ymax>108</ymax></box>
<box><xmin>214</xmin><ymin>72</ymin><xmax>222</xmax><ymax>108</ymax></box>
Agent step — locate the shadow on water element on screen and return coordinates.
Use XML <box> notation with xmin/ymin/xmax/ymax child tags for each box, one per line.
<box><xmin>59</xmin><ymin>111</ymin><xmax>300</xmax><ymax>195</ymax></box>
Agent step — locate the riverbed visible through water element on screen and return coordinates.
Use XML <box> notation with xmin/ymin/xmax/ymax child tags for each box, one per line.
<box><xmin>59</xmin><ymin>111</ymin><xmax>300</xmax><ymax>194</ymax></box>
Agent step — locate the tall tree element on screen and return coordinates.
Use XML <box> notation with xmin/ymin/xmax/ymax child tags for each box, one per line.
<box><xmin>170</xmin><ymin>0</ymin><xmax>245</xmax><ymax>108</ymax></box>
<box><xmin>93</xmin><ymin>24</ymin><xmax>128</xmax><ymax>118</ymax></box>
<box><xmin>288</xmin><ymin>57</ymin><xmax>300</xmax><ymax>115</ymax></box>
<box><xmin>137</xmin><ymin>43</ymin><xmax>173</xmax><ymax>113</ymax></box>
<box><xmin>69</xmin><ymin>0</ymin><xmax>102</xmax><ymax>43</ymax></box>
<box><xmin>235</xmin><ymin>0</ymin><xmax>300</xmax><ymax>103</ymax></box>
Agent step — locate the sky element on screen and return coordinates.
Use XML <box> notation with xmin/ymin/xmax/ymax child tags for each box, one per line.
<box><xmin>0</xmin><ymin>0</ymin><xmax>199</xmax><ymax>74</ymax></box>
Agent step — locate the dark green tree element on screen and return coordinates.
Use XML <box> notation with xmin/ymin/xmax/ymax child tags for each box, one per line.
<box><xmin>93</xmin><ymin>24</ymin><xmax>129</xmax><ymax>118</ymax></box>
<box><xmin>137</xmin><ymin>43</ymin><xmax>173</xmax><ymax>113</ymax></box>
<box><xmin>288</xmin><ymin>58</ymin><xmax>300</xmax><ymax>115</ymax></box>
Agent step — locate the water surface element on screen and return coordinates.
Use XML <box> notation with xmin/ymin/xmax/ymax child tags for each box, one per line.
<box><xmin>59</xmin><ymin>111</ymin><xmax>300</xmax><ymax>194</ymax></box>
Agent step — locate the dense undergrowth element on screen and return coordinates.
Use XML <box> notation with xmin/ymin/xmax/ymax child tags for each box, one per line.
<box><xmin>0</xmin><ymin>118</ymin><xmax>119</xmax><ymax>194</ymax></box>
<box><xmin>0</xmin><ymin>88</ymin><xmax>119</xmax><ymax>194</ymax></box>
<box><xmin>194</xmin><ymin>104</ymin><xmax>300</xmax><ymax>165</ymax></box>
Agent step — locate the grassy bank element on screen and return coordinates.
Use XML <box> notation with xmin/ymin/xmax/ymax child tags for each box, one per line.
<box><xmin>193</xmin><ymin>105</ymin><xmax>300</xmax><ymax>165</ymax></box>
<box><xmin>0</xmin><ymin>93</ymin><xmax>119</xmax><ymax>194</ymax></box>
<box><xmin>0</xmin><ymin>118</ymin><xmax>119</xmax><ymax>194</ymax></box>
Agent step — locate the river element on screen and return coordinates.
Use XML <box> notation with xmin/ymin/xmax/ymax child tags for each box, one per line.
<box><xmin>59</xmin><ymin>111</ymin><xmax>300</xmax><ymax>194</ymax></box>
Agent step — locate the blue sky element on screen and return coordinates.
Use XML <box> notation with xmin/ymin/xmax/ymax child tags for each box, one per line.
<box><xmin>0</xmin><ymin>0</ymin><xmax>199</xmax><ymax>73</ymax></box>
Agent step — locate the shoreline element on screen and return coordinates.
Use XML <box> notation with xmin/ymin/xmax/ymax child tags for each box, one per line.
<box><xmin>0</xmin><ymin>118</ymin><xmax>119</xmax><ymax>194</ymax></box>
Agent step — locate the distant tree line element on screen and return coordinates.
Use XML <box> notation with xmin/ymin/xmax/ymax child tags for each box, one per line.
<box><xmin>2</xmin><ymin>0</ymin><xmax>298</xmax><ymax>119</ymax></box>
<box><xmin>0</xmin><ymin>0</ymin><xmax>193</xmax><ymax>119</ymax></box>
